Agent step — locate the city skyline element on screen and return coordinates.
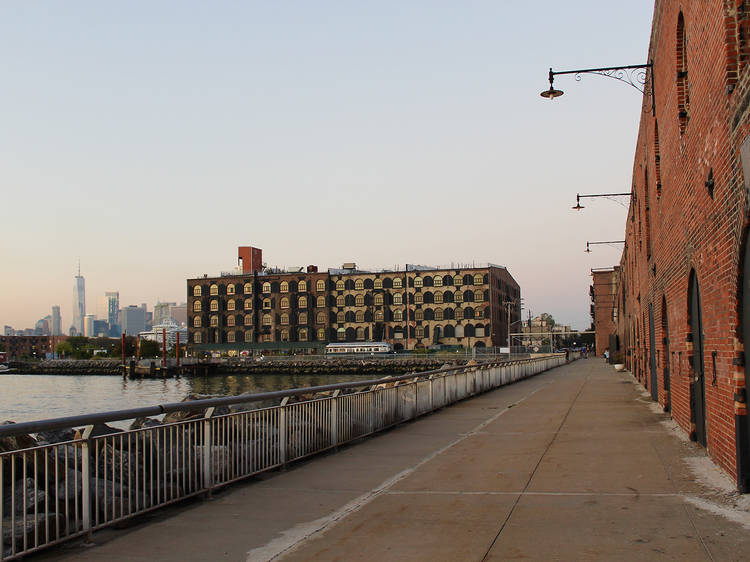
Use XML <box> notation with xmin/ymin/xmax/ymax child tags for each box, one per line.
<box><xmin>0</xmin><ymin>1</ymin><xmax>653</xmax><ymax>331</ymax></box>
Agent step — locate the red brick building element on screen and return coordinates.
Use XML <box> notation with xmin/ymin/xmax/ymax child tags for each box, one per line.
<box><xmin>615</xmin><ymin>0</ymin><xmax>750</xmax><ymax>490</ymax></box>
<box><xmin>591</xmin><ymin>267</ymin><xmax>619</xmax><ymax>358</ymax></box>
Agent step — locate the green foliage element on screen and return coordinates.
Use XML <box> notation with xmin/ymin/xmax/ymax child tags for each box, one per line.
<box><xmin>139</xmin><ymin>339</ymin><xmax>161</xmax><ymax>358</ymax></box>
<box><xmin>540</xmin><ymin>313</ymin><xmax>556</xmax><ymax>329</ymax></box>
<box><xmin>112</xmin><ymin>336</ymin><xmax>138</xmax><ymax>358</ymax></box>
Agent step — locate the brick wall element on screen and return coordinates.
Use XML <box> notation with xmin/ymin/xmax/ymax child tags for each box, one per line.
<box><xmin>616</xmin><ymin>0</ymin><xmax>750</xmax><ymax>489</ymax></box>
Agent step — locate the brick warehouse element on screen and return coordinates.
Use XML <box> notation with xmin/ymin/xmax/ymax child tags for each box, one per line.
<box><xmin>611</xmin><ymin>0</ymin><xmax>750</xmax><ymax>491</ymax></box>
<box><xmin>187</xmin><ymin>248</ymin><xmax>520</xmax><ymax>355</ymax></box>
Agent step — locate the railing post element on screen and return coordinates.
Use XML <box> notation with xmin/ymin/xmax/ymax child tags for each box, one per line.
<box><xmin>331</xmin><ymin>390</ymin><xmax>340</xmax><ymax>449</ymax></box>
<box><xmin>279</xmin><ymin>397</ymin><xmax>289</xmax><ymax>467</ymax></box>
<box><xmin>202</xmin><ymin>407</ymin><xmax>215</xmax><ymax>496</ymax></box>
<box><xmin>428</xmin><ymin>375</ymin><xmax>434</xmax><ymax>412</ymax></box>
<box><xmin>80</xmin><ymin>425</ymin><xmax>94</xmax><ymax>541</ymax></box>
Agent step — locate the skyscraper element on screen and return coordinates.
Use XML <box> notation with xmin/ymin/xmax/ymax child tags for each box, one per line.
<box><xmin>51</xmin><ymin>306</ymin><xmax>61</xmax><ymax>336</ymax></box>
<box><xmin>96</xmin><ymin>292</ymin><xmax>120</xmax><ymax>326</ymax></box>
<box><xmin>72</xmin><ymin>263</ymin><xmax>85</xmax><ymax>335</ymax></box>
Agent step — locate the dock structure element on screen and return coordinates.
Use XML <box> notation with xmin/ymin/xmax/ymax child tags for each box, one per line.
<box><xmin>38</xmin><ymin>359</ymin><xmax>750</xmax><ymax>561</ymax></box>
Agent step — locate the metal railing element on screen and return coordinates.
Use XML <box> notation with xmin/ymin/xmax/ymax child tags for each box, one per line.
<box><xmin>0</xmin><ymin>354</ymin><xmax>569</xmax><ymax>560</ymax></box>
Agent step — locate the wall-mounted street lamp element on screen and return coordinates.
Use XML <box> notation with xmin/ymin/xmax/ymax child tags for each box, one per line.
<box><xmin>585</xmin><ymin>240</ymin><xmax>625</xmax><ymax>253</ymax></box>
<box><xmin>541</xmin><ymin>62</ymin><xmax>654</xmax><ymax>113</ymax></box>
<box><xmin>572</xmin><ymin>192</ymin><xmax>632</xmax><ymax>210</ymax></box>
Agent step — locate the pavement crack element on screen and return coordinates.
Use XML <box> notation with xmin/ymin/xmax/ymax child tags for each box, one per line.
<box><xmin>480</xmin><ymin>372</ymin><xmax>590</xmax><ymax>561</ymax></box>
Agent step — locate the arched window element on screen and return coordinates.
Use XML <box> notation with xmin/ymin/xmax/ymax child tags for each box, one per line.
<box><xmin>280</xmin><ymin>281</ymin><xmax>289</xmax><ymax>293</ymax></box>
<box><xmin>336</xmin><ymin>280</ymin><xmax>345</xmax><ymax>291</ymax></box>
<box><xmin>434</xmin><ymin>276</ymin><xmax>443</xmax><ymax>287</ymax></box>
<box><xmin>473</xmin><ymin>274</ymin><xmax>483</xmax><ymax>285</ymax></box>
<box><xmin>262</xmin><ymin>282</ymin><xmax>271</xmax><ymax>293</ymax></box>
<box><xmin>415</xmin><ymin>310</ymin><xmax>424</xmax><ymax>321</ymax></box>
<box><xmin>375</xmin><ymin>310</ymin><xmax>384</xmax><ymax>322</ymax></box>
<box><xmin>374</xmin><ymin>278</ymin><xmax>383</xmax><ymax>289</ymax></box>
<box><xmin>335</xmin><ymin>327</ymin><xmax>345</xmax><ymax>340</ymax></box>
<box><xmin>227</xmin><ymin>316</ymin><xmax>236</xmax><ymax>327</ymax></box>
<box><xmin>476</xmin><ymin>308</ymin><xmax>485</xmax><ymax>319</ymax></box>
<box><xmin>262</xmin><ymin>298</ymin><xmax>271</xmax><ymax>310</ymax></box>
<box><xmin>317</xmin><ymin>328</ymin><xmax>326</xmax><ymax>341</ymax></box>
<box><xmin>245</xmin><ymin>331</ymin><xmax>253</xmax><ymax>343</ymax></box>
<box><xmin>210</xmin><ymin>315</ymin><xmax>219</xmax><ymax>327</ymax></box>
<box><xmin>244</xmin><ymin>300</ymin><xmax>252</xmax><ymax>310</ymax></box>
<box><xmin>316</xmin><ymin>295</ymin><xmax>326</xmax><ymax>308</ymax></box>
<box><xmin>393</xmin><ymin>310</ymin><xmax>403</xmax><ymax>321</ymax></box>
<box><xmin>194</xmin><ymin>332</ymin><xmax>202</xmax><ymax>343</ymax></box>
<box><xmin>299</xmin><ymin>328</ymin><xmax>308</xmax><ymax>341</ymax></box>
<box><xmin>317</xmin><ymin>311</ymin><xmax>327</xmax><ymax>324</ymax></box>
<box><xmin>210</xmin><ymin>284</ymin><xmax>219</xmax><ymax>296</ymax></box>
<box><xmin>281</xmin><ymin>313</ymin><xmax>289</xmax><ymax>325</ymax></box>
<box><xmin>356</xmin><ymin>327</ymin><xmax>365</xmax><ymax>340</ymax></box>
<box><xmin>414</xmin><ymin>277</ymin><xmax>423</xmax><ymax>288</ymax></box>
<box><xmin>193</xmin><ymin>316</ymin><xmax>201</xmax><ymax>327</ymax></box>
<box><xmin>262</xmin><ymin>314</ymin><xmax>272</xmax><ymax>326</ymax></box>
<box><xmin>415</xmin><ymin>326</ymin><xmax>424</xmax><ymax>339</ymax></box>
<box><xmin>393</xmin><ymin>278</ymin><xmax>403</xmax><ymax>289</ymax></box>
<box><xmin>281</xmin><ymin>329</ymin><xmax>289</xmax><ymax>342</ymax></box>
<box><xmin>298</xmin><ymin>312</ymin><xmax>307</xmax><ymax>324</ymax></box>
<box><xmin>193</xmin><ymin>301</ymin><xmax>202</xmax><ymax>312</ymax></box>
<box><xmin>227</xmin><ymin>299</ymin><xmax>235</xmax><ymax>311</ymax></box>
<box><xmin>280</xmin><ymin>297</ymin><xmax>289</xmax><ymax>309</ymax></box>
<box><xmin>434</xmin><ymin>292</ymin><xmax>444</xmax><ymax>304</ymax></box>
<box><xmin>435</xmin><ymin>309</ymin><xmax>444</xmax><ymax>321</ymax></box>
<box><xmin>193</xmin><ymin>285</ymin><xmax>203</xmax><ymax>297</ymax></box>
<box><xmin>464</xmin><ymin>308</ymin><xmax>475</xmax><ymax>319</ymax></box>
<box><xmin>393</xmin><ymin>293</ymin><xmax>403</xmax><ymax>305</ymax></box>
<box><xmin>244</xmin><ymin>315</ymin><xmax>252</xmax><ymax>326</ymax></box>
<box><xmin>414</xmin><ymin>293</ymin><xmax>423</xmax><ymax>305</ymax></box>
<box><xmin>297</xmin><ymin>296</ymin><xmax>306</xmax><ymax>308</ymax></box>
<box><xmin>453</xmin><ymin>276</ymin><xmax>463</xmax><ymax>287</ymax></box>
<box><xmin>355</xmin><ymin>279</ymin><xmax>364</xmax><ymax>290</ymax></box>
<box><xmin>454</xmin><ymin>291</ymin><xmax>464</xmax><ymax>303</ymax></box>
<box><xmin>374</xmin><ymin>294</ymin><xmax>384</xmax><ymax>306</ymax></box>
<box><xmin>316</xmin><ymin>279</ymin><xmax>326</xmax><ymax>292</ymax></box>
<box><xmin>336</xmin><ymin>295</ymin><xmax>345</xmax><ymax>307</ymax></box>
<box><xmin>355</xmin><ymin>294</ymin><xmax>364</xmax><ymax>306</ymax></box>
<box><xmin>337</xmin><ymin>311</ymin><xmax>345</xmax><ymax>323</ymax></box>
<box><xmin>244</xmin><ymin>283</ymin><xmax>252</xmax><ymax>294</ymax></box>
<box><xmin>677</xmin><ymin>12</ymin><xmax>689</xmax><ymax>133</ymax></box>
<box><xmin>298</xmin><ymin>280</ymin><xmax>307</xmax><ymax>292</ymax></box>
<box><xmin>455</xmin><ymin>308</ymin><xmax>464</xmax><ymax>320</ymax></box>
<box><xmin>474</xmin><ymin>290</ymin><xmax>483</xmax><ymax>302</ymax></box>
<box><xmin>455</xmin><ymin>325</ymin><xmax>464</xmax><ymax>338</ymax></box>
<box><xmin>356</xmin><ymin>310</ymin><xmax>364</xmax><ymax>322</ymax></box>
<box><xmin>227</xmin><ymin>284</ymin><xmax>235</xmax><ymax>295</ymax></box>
<box><xmin>210</xmin><ymin>300</ymin><xmax>219</xmax><ymax>312</ymax></box>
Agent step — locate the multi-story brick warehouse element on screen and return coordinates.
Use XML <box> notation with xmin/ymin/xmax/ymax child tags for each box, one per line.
<box><xmin>187</xmin><ymin>255</ymin><xmax>520</xmax><ymax>355</ymax></box>
<box><xmin>590</xmin><ymin>267</ymin><xmax>619</xmax><ymax>358</ymax></box>
<box><xmin>610</xmin><ymin>0</ymin><xmax>750</xmax><ymax>490</ymax></box>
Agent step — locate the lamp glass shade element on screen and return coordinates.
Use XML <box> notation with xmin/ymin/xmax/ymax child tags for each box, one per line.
<box><xmin>541</xmin><ymin>87</ymin><xmax>564</xmax><ymax>99</ymax></box>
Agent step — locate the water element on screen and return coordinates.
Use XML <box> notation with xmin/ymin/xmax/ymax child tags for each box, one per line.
<box><xmin>0</xmin><ymin>372</ymin><xmax>375</xmax><ymax>425</ymax></box>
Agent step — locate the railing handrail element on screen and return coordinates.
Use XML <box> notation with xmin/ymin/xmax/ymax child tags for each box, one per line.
<box><xmin>0</xmin><ymin>355</ymin><xmax>559</xmax><ymax>438</ymax></box>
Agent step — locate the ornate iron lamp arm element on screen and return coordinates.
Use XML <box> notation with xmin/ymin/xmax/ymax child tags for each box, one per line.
<box><xmin>585</xmin><ymin>240</ymin><xmax>626</xmax><ymax>253</ymax></box>
<box><xmin>543</xmin><ymin>61</ymin><xmax>655</xmax><ymax>114</ymax></box>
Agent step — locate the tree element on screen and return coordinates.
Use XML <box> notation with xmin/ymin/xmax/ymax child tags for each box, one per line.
<box><xmin>55</xmin><ymin>340</ymin><xmax>73</xmax><ymax>358</ymax></box>
<box><xmin>540</xmin><ymin>313</ymin><xmax>556</xmax><ymax>329</ymax></box>
<box><xmin>139</xmin><ymin>339</ymin><xmax>161</xmax><ymax>358</ymax></box>
<box><xmin>113</xmin><ymin>336</ymin><xmax>138</xmax><ymax>358</ymax></box>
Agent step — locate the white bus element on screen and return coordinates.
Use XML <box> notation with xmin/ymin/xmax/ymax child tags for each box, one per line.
<box><xmin>325</xmin><ymin>342</ymin><xmax>394</xmax><ymax>355</ymax></box>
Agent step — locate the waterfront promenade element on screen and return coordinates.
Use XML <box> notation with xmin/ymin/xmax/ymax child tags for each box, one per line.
<box><xmin>41</xmin><ymin>359</ymin><xmax>750</xmax><ymax>561</ymax></box>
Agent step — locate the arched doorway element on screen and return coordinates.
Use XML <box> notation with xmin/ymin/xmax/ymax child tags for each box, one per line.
<box><xmin>648</xmin><ymin>303</ymin><xmax>657</xmax><ymax>401</ymax></box>
<box><xmin>661</xmin><ymin>296</ymin><xmax>671</xmax><ymax>412</ymax></box>
<box><xmin>688</xmin><ymin>270</ymin><xmax>707</xmax><ymax>446</ymax></box>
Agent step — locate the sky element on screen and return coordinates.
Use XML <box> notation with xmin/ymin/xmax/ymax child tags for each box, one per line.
<box><xmin>0</xmin><ymin>1</ymin><xmax>654</xmax><ymax>331</ymax></box>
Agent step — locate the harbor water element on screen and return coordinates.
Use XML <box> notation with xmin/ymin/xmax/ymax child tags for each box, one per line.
<box><xmin>0</xmin><ymin>372</ymin><xmax>374</xmax><ymax>425</ymax></box>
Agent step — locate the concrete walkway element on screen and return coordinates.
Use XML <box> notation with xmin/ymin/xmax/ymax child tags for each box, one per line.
<box><xmin>42</xmin><ymin>359</ymin><xmax>750</xmax><ymax>561</ymax></box>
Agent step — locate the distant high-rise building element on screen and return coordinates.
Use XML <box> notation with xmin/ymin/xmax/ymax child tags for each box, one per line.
<box><xmin>51</xmin><ymin>306</ymin><xmax>61</xmax><ymax>336</ymax></box>
<box><xmin>170</xmin><ymin>303</ymin><xmax>187</xmax><ymax>327</ymax></box>
<box><xmin>122</xmin><ymin>305</ymin><xmax>146</xmax><ymax>337</ymax></box>
<box><xmin>35</xmin><ymin>315</ymin><xmax>51</xmax><ymax>336</ymax></box>
<box><xmin>96</xmin><ymin>291</ymin><xmax>120</xmax><ymax>332</ymax></box>
<box><xmin>72</xmin><ymin>263</ymin><xmax>85</xmax><ymax>336</ymax></box>
<box><xmin>153</xmin><ymin>302</ymin><xmax>177</xmax><ymax>326</ymax></box>
<box><xmin>83</xmin><ymin>314</ymin><xmax>96</xmax><ymax>337</ymax></box>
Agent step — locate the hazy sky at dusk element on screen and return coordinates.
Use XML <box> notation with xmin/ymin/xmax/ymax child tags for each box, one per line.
<box><xmin>0</xmin><ymin>1</ymin><xmax>653</xmax><ymax>331</ymax></box>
